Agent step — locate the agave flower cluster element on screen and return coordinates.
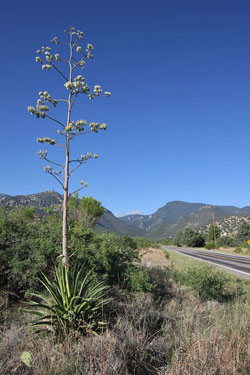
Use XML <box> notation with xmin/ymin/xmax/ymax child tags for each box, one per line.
<box><xmin>37</xmin><ymin>137</ymin><xmax>57</xmax><ymax>145</ymax></box>
<box><xmin>28</xmin><ymin>91</ymin><xmax>58</xmax><ymax>119</ymax></box>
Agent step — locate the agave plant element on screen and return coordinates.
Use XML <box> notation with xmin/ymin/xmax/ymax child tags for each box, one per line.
<box><xmin>25</xmin><ymin>265</ymin><xmax>110</xmax><ymax>338</ymax></box>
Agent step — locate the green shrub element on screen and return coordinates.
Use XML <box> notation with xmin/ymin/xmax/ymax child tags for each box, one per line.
<box><xmin>72</xmin><ymin>231</ymin><xmax>140</xmax><ymax>286</ymax></box>
<box><xmin>125</xmin><ymin>266</ymin><xmax>152</xmax><ymax>292</ymax></box>
<box><xmin>0</xmin><ymin>207</ymin><xmax>62</xmax><ymax>295</ymax></box>
<box><xmin>164</xmin><ymin>250</ymin><xmax>170</xmax><ymax>259</ymax></box>
<box><xmin>186</xmin><ymin>266</ymin><xmax>228</xmax><ymax>301</ymax></box>
<box><xmin>205</xmin><ymin>241</ymin><xmax>218</xmax><ymax>250</ymax></box>
<box><xmin>234</xmin><ymin>247</ymin><xmax>242</xmax><ymax>254</ymax></box>
<box><xmin>216</xmin><ymin>236</ymin><xmax>235</xmax><ymax>247</ymax></box>
<box><xmin>182</xmin><ymin>228</ymin><xmax>205</xmax><ymax>247</ymax></box>
<box><xmin>170</xmin><ymin>264</ymin><xmax>244</xmax><ymax>302</ymax></box>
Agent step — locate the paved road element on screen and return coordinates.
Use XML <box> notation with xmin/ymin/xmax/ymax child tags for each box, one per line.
<box><xmin>161</xmin><ymin>246</ymin><xmax>250</xmax><ymax>280</ymax></box>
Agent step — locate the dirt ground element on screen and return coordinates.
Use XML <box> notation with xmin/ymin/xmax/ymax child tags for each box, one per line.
<box><xmin>139</xmin><ymin>247</ymin><xmax>170</xmax><ymax>268</ymax></box>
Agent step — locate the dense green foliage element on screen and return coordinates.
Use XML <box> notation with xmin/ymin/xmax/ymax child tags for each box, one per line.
<box><xmin>173</xmin><ymin>228</ymin><xmax>205</xmax><ymax>247</ymax></box>
<box><xmin>69</xmin><ymin>194</ymin><xmax>104</xmax><ymax>228</ymax></box>
<box><xmin>216</xmin><ymin>235</ymin><xmax>235</xmax><ymax>247</ymax></box>
<box><xmin>168</xmin><ymin>264</ymin><xmax>244</xmax><ymax>302</ymax></box>
<box><xmin>0</xmin><ymin>206</ymin><xmax>150</xmax><ymax>296</ymax></box>
<box><xmin>207</xmin><ymin>223</ymin><xmax>220</xmax><ymax>242</ymax></box>
<box><xmin>205</xmin><ymin>240</ymin><xmax>218</xmax><ymax>250</ymax></box>
<box><xmin>236</xmin><ymin>221</ymin><xmax>250</xmax><ymax>242</ymax></box>
<box><xmin>0</xmin><ymin>207</ymin><xmax>62</xmax><ymax>294</ymax></box>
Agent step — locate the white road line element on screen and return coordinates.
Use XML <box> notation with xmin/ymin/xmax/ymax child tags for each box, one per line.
<box><xmin>166</xmin><ymin>248</ymin><xmax>250</xmax><ymax>277</ymax></box>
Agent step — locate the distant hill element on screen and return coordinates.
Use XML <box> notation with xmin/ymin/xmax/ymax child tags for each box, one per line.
<box><xmin>121</xmin><ymin>201</ymin><xmax>250</xmax><ymax>238</ymax></box>
<box><xmin>95</xmin><ymin>209</ymin><xmax>145</xmax><ymax>237</ymax></box>
<box><xmin>120</xmin><ymin>201</ymin><xmax>206</xmax><ymax>232</ymax></box>
<box><xmin>147</xmin><ymin>205</ymin><xmax>234</xmax><ymax>238</ymax></box>
<box><xmin>1</xmin><ymin>192</ymin><xmax>250</xmax><ymax>239</ymax></box>
<box><xmin>0</xmin><ymin>191</ymin><xmax>63</xmax><ymax>209</ymax></box>
<box><xmin>202</xmin><ymin>213</ymin><xmax>250</xmax><ymax>237</ymax></box>
<box><xmin>0</xmin><ymin>191</ymin><xmax>144</xmax><ymax>237</ymax></box>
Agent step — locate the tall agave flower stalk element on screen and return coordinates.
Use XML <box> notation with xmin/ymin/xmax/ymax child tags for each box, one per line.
<box><xmin>28</xmin><ymin>27</ymin><xmax>111</xmax><ymax>266</ymax></box>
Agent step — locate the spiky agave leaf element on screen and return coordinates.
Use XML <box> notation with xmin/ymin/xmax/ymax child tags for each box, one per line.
<box><xmin>25</xmin><ymin>265</ymin><xmax>111</xmax><ymax>338</ymax></box>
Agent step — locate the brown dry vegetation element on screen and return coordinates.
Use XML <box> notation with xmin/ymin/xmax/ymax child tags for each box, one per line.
<box><xmin>0</xmin><ymin>248</ymin><xmax>250</xmax><ymax>375</ymax></box>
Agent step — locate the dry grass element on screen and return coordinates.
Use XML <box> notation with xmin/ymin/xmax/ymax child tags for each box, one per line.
<box><xmin>1</xmin><ymin>248</ymin><xmax>250</xmax><ymax>375</ymax></box>
<box><xmin>1</xmin><ymin>280</ymin><xmax>249</xmax><ymax>375</ymax></box>
<box><xmin>139</xmin><ymin>247</ymin><xmax>169</xmax><ymax>268</ymax></box>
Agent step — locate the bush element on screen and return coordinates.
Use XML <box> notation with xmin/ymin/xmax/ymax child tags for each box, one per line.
<box><xmin>0</xmin><ymin>207</ymin><xmax>62</xmax><ymax>295</ymax></box>
<box><xmin>173</xmin><ymin>230</ymin><xmax>183</xmax><ymax>246</ymax></box>
<box><xmin>186</xmin><ymin>266</ymin><xmax>229</xmax><ymax>301</ymax></box>
<box><xmin>164</xmin><ymin>250</ymin><xmax>170</xmax><ymax>259</ymax></box>
<box><xmin>234</xmin><ymin>247</ymin><xmax>242</xmax><ymax>254</ymax></box>
<box><xmin>216</xmin><ymin>235</ymin><xmax>235</xmax><ymax>247</ymax></box>
<box><xmin>125</xmin><ymin>267</ymin><xmax>152</xmax><ymax>292</ymax></box>
<box><xmin>169</xmin><ymin>264</ymin><xmax>245</xmax><ymax>302</ymax></box>
<box><xmin>205</xmin><ymin>241</ymin><xmax>218</xmax><ymax>250</ymax></box>
<box><xmin>72</xmin><ymin>231</ymin><xmax>140</xmax><ymax>286</ymax></box>
<box><xmin>0</xmin><ymin>207</ymin><xmax>142</xmax><ymax>297</ymax></box>
<box><xmin>174</xmin><ymin>228</ymin><xmax>205</xmax><ymax>247</ymax></box>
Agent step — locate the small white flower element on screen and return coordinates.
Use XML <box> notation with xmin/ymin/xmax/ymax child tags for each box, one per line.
<box><xmin>27</xmin><ymin>106</ymin><xmax>35</xmax><ymax>114</ymax></box>
<box><xmin>55</xmin><ymin>54</ymin><xmax>61</xmax><ymax>61</ymax></box>
<box><xmin>64</xmin><ymin>81</ymin><xmax>73</xmax><ymax>90</ymax></box>
<box><xmin>76</xmin><ymin>46</ymin><xmax>82</xmax><ymax>52</ymax></box>
<box><xmin>46</xmin><ymin>55</ymin><xmax>53</xmax><ymax>62</ymax></box>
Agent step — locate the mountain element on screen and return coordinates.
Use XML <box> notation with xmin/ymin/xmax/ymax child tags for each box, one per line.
<box><xmin>0</xmin><ymin>191</ymin><xmax>63</xmax><ymax>208</ymax></box>
<box><xmin>120</xmin><ymin>201</ymin><xmax>206</xmax><ymax>232</ymax></box>
<box><xmin>95</xmin><ymin>209</ymin><xmax>145</xmax><ymax>236</ymax></box>
<box><xmin>202</xmin><ymin>213</ymin><xmax>250</xmax><ymax>237</ymax></box>
<box><xmin>0</xmin><ymin>192</ymin><xmax>144</xmax><ymax>237</ymax></box>
<box><xmin>147</xmin><ymin>205</ymin><xmax>234</xmax><ymax>238</ymax></box>
<box><xmin>121</xmin><ymin>201</ymin><xmax>250</xmax><ymax>238</ymax></box>
<box><xmin>1</xmin><ymin>192</ymin><xmax>250</xmax><ymax>239</ymax></box>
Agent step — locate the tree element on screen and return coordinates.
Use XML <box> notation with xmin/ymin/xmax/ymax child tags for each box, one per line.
<box><xmin>69</xmin><ymin>194</ymin><xmax>104</xmax><ymax>228</ymax></box>
<box><xmin>182</xmin><ymin>227</ymin><xmax>205</xmax><ymax>247</ymax></box>
<box><xmin>28</xmin><ymin>27</ymin><xmax>110</xmax><ymax>266</ymax></box>
<box><xmin>173</xmin><ymin>230</ymin><xmax>184</xmax><ymax>247</ymax></box>
<box><xmin>207</xmin><ymin>223</ymin><xmax>220</xmax><ymax>242</ymax></box>
<box><xmin>236</xmin><ymin>222</ymin><xmax>250</xmax><ymax>242</ymax></box>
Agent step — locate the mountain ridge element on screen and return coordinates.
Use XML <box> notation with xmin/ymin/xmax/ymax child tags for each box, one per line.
<box><xmin>1</xmin><ymin>192</ymin><xmax>250</xmax><ymax>238</ymax></box>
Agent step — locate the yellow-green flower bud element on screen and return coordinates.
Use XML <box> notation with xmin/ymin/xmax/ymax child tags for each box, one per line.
<box><xmin>100</xmin><ymin>123</ymin><xmax>108</xmax><ymax>130</ymax></box>
<box><xmin>27</xmin><ymin>106</ymin><xmax>35</xmax><ymax>114</ymax></box>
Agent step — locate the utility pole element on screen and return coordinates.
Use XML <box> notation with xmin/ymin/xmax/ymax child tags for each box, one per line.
<box><xmin>212</xmin><ymin>213</ymin><xmax>217</xmax><ymax>245</ymax></box>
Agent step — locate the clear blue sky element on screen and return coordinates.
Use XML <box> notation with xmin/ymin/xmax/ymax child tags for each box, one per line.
<box><xmin>1</xmin><ymin>0</ymin><xmax>250</xmax><ymax>216</ymax></box>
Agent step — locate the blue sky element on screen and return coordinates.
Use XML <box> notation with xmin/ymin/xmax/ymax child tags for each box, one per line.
<box><xmin>1</xmin><ymin>0</ymin><xmax>250</xmax><ymax>216</ymax></box>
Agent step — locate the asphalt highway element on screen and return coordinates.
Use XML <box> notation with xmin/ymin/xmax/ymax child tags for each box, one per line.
<box><xmin>161</xmin><ymin>246</ymin><xmax>250</xmax><ymax>280</ymax></box>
